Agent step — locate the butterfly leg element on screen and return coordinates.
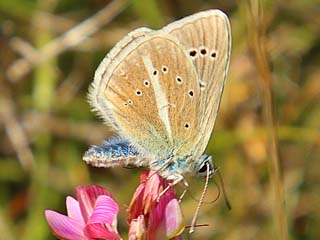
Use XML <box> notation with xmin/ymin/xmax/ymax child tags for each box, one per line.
<box><xmin>178</xmin><ymin>178</ymin><xmax>189</xmax><ymax>203</ymax></box>
<box><xmin>157</xmin><ymin>173</ymin><xmax>184</xmax><ymax>202</ymax></box>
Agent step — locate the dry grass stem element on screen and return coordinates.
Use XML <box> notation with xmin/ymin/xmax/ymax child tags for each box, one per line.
<box><xmin>0</xmin><ymin>95</ymin><xmax>34</xmax><ymax>172</ymax></box>
<box><xmin>245</xmin><ymin>1</ymin><xmax>289</xmax><ymax>240</ymax></box>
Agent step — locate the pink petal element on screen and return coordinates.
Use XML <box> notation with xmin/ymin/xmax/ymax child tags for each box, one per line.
<box><xmin>76</xmin><ymin>185</ymin><xmax>113</xmax><ymax>222</ymax></box>
<box><xmin>143</xmin><ymin>172</ymin><xmax>161</xmax><ymax>213</ymax></box>
<box><xmin>165</xmin><ymin>199</ymin><xmax>185</xmax><ymax>238</ymax></box>
<box><xmin>66</xmin><ymin>196</ymin><xmax>85</xmax><ymax>225</ymax></box>
<box><xmin>128</xmin><ymin>215</ymin><xmax>146</xmax><ymax>240</ymax></box>
<box><xmin>85</xmin><ymin>195</ymin><xmax>121</xmax><ymax>239</ymax></box>
<box><xmin>139</xmin><ymin>170</ymin><xmax>149</xmax><ymax>183</ymax></box>
<box><xmin>85</xmin><ymin>223</ymin><xmax>121</xmax><ymax>240</ymax></box>
<box><xmin>85</xmin><ymin>185</ymin><xmax>113</xmax><ymax>198</ymax></box>
<box><xmin>88</xmin><ymin>195</ymin><xmax>119</xmax><ymax>224</ymax></box>
<box><xmin>148</xmin><ymin>190</ymin><xmax>184</xmax><ymax>240</ymax></box>
<box><xmin>44</xmin><ymin>210</ymin><xmax>87</xmax><ymax>240</ymax></box>
<box><xmin>128</xmin><ymin>183</ymin><xmax>145</xmax><ymax>222</ymax></box>
<box><xmin>128</xmin><ymin>171</ymin><xmax>176</xmax><ymax>225</ymax></box>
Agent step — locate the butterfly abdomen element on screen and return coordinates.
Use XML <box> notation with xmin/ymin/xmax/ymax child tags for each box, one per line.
<box><xmin>83</xmin><ymin>137</ymin><xmax>148</xmax><ymax>168</ymax></box>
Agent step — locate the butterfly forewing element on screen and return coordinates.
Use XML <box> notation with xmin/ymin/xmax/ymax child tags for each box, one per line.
<box><xmin>96</xmin><ymin>35</ymin><xmax>200</xmax><ymax>160</ymax></box>
<box><xmin>162</xmin><ymin>10</ymin><xmax>231</xmax><ymax>159</ymax></box>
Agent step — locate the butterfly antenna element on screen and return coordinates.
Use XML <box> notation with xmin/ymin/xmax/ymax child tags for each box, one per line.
<box><xmin>189</xmin><ymin>162</ymin><xmax>210</xmax><ymax>234</ymax></box>
<box><xmin>217</xmin><ymin>169</ymin><xmax>232</xmax><ymax>210</ymax></box>
<box><xmin>186</xmin><ymin>180</ymin><xmax>220</xmax><ymax>204</ymax></box>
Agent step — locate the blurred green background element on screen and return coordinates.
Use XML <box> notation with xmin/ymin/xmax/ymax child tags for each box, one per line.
<box><xmin>0</xmin><ymin>0</ymin><xmax>319</xmax><ymax>239</ymax></box>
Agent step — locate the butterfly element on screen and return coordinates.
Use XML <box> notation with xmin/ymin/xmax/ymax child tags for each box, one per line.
<box><xmin>83</xmin><ymin>9</ymin><xmax>231</xmax><ymax>185</ymax></box>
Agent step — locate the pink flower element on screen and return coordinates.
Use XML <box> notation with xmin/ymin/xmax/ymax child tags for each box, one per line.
<box><xmin>45</xmin><ymin>186</ymin><xmax>121</xmax><ymax>240</ymax></box>
<box><xmin>45</xmin><ymin>172</ymin><xmax>185</xmax><ymax>240</ymax></box>
<box><xmin>128</xmin><ymin>171</ymin><xmax>185</xmax><ymax>240</ymax></box>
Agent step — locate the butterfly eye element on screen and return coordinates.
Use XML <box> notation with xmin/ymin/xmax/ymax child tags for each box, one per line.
<box><xmin>198</xmin><ymin>164</ymin><xmax>208</xmax><ymax>174</ymax></box>
<box><xmin>211</xmin><ymin>51</ymin><xmax>217</xmax><ymax>58</ymax></box>
<box><xmin>197</xmin><ymin>156</ymin><xmax>213</xmax><ymax>177</ymax></box>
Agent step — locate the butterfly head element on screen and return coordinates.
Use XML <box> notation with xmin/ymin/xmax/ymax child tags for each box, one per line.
<box><xmin>194</xmin><ymin>155</ymin><xmax>214</xmax><ymax>178</ymax></box>
<box><xmin>151</xmin><ymin>154</ymin><xmax>214</xmax><ymax>180</ymax></box>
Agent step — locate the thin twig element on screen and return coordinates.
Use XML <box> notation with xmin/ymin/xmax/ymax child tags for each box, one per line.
<box><xmin>21</xmin><ymin>112</ymin><xmax>112</xmax><ymax>144</ymax></box>
<box><xmin>0</xmin><ymin>94</ymin><xmax>34</xmax><ymax>172</ymax></box>
<box><xmin>6</xmin><ymin>0</ymin><xmax>128</xmax><ymax>82</ymax></box>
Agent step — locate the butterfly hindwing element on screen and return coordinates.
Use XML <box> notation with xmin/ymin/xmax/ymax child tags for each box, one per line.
<box><xmin>93</xmin><ymin>34</ymin><xmax>200</xmax><ymax>161</ymax></box>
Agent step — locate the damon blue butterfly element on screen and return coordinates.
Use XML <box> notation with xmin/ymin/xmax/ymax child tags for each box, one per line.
<box><xmin>83</xmin><ymin>9</ymin><xmax>231</xmax><ymax>184</ymax></box>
